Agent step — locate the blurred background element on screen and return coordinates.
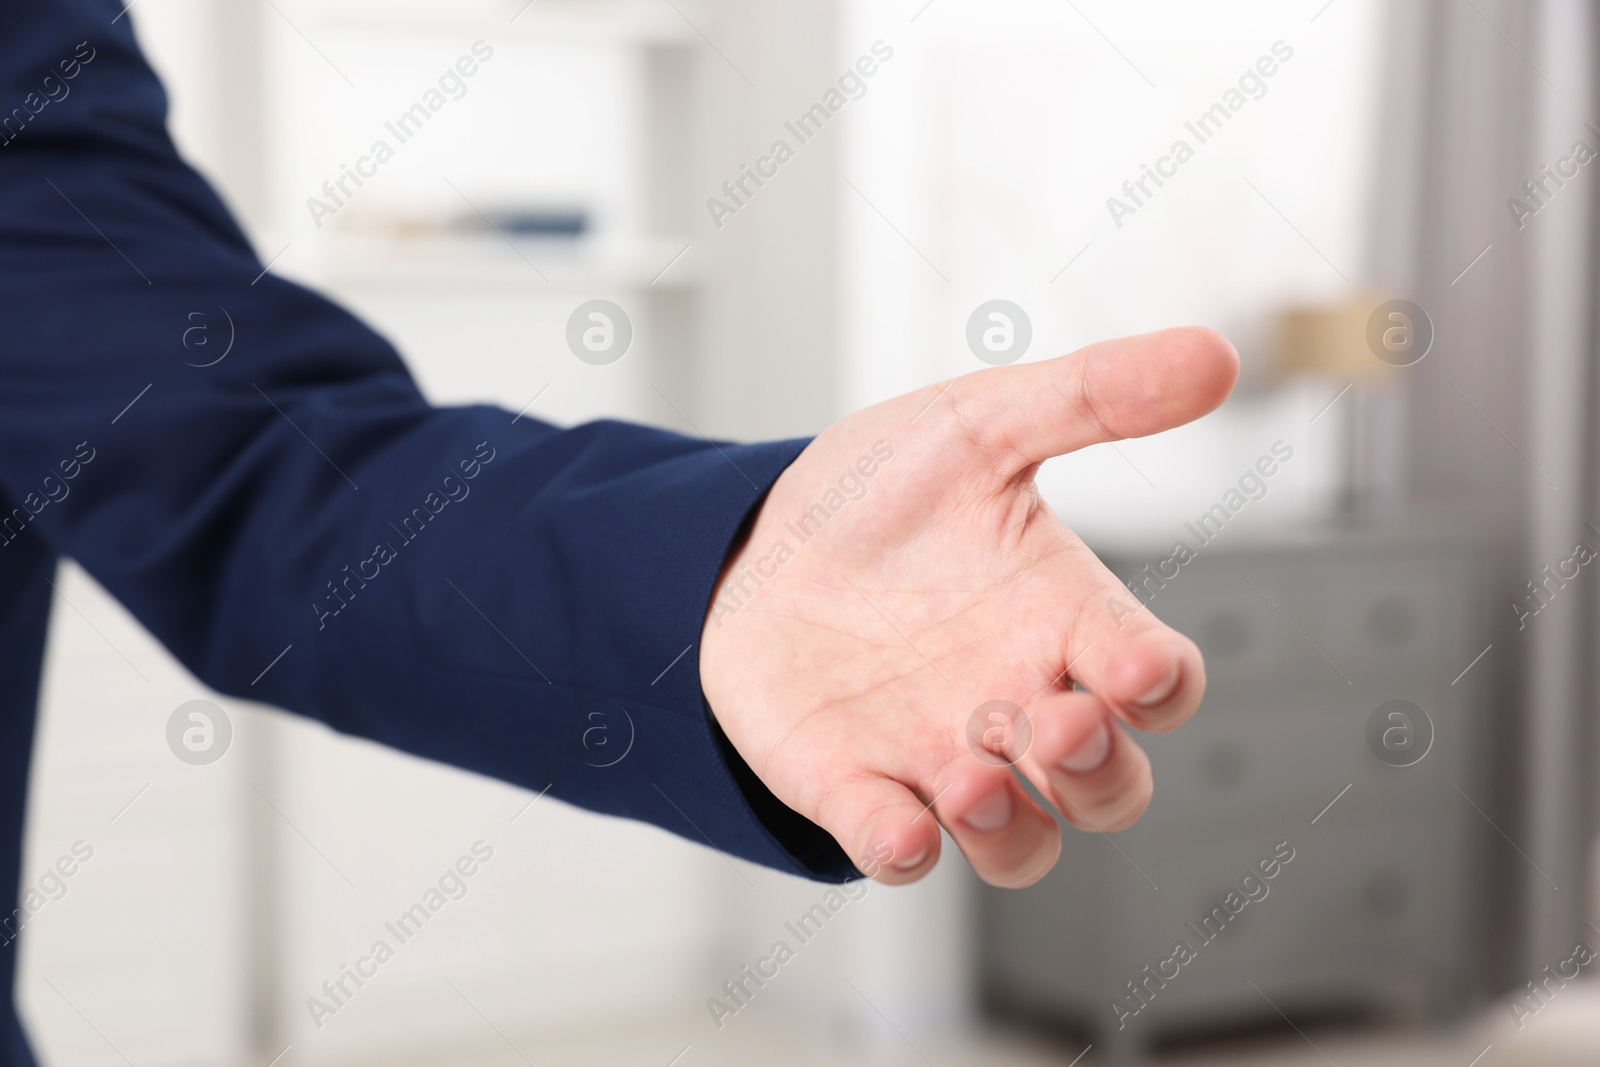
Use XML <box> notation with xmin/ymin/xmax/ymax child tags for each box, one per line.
<box><xmin>17</xmin><ymin>0</ymin><xmax>1600</xmax><ymax>1063</ymax></box>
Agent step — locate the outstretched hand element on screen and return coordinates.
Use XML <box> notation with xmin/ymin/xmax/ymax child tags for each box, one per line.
<box><xmin>699</xmin><ymin>328</ymin><xmax>1239</xmax><ymax>887</ymax></box>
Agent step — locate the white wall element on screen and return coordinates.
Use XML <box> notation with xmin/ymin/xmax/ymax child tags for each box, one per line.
<box><xmin>841</xmin><ymin>0</ymin><xmax>1381</xmax><ymax>546</ymax></box>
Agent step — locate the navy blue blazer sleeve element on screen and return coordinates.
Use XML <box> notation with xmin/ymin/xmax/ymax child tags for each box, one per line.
<box><xmin>0</xmin><ymin>1</ymin><xmax>856</xmax><ymax>882</ymax></box>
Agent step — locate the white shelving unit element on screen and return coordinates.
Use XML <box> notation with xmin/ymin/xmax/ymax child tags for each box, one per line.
<box><xmin>261</xmin><ymin>0</ymin><xmax>704</xmax><ymax>429</ymax></box>
<box><xmin>252</xmin><ymin>6</ymin><xmax>722</xmax><ymax>1060</ymax></box>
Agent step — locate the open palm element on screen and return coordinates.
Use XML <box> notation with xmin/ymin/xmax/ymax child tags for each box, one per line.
<box><xmin>700</xmin><ymin>328</ymin><xmax>1239</xmax><ymax>887</ymax></box>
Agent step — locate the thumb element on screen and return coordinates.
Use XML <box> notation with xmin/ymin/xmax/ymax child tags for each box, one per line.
<box><xmin>940</xmin><ymin>327</ymin><xmax>1239</xmax><ymax>475</ymax></box>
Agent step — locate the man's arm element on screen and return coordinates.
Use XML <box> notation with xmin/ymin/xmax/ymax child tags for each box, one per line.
<box><xmin>1</xmin><ymin>0</ymin><xmax>1240</xmax><ymax>893</ymax></box>
<box><xmin>0</xmin><ymin>1</ymin><xmax>856</xmax><ymax>880</ymax></box>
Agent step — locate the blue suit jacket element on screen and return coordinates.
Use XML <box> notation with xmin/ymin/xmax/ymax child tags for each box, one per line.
<box><xmin>0</xmin><ymin>3</ymin><xmax>851</xmax><ymax>1061</ymax></box>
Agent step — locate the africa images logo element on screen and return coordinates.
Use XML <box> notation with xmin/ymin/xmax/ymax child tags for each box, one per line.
<box><xmin>166</xmin><ymin>700</ymin><xmax>232</xmax><ymax>766</ymax></box>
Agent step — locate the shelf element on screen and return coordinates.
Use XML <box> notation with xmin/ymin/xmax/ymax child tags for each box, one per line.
<box><xmin>307</xmin><ymin>0</ymin><xmax>696</xmax><ymax>47</ymax></box>
<box><xmin>314</xmin><ymin>233</ymin><xmax>699</xmax><ymax>292</ymax></box>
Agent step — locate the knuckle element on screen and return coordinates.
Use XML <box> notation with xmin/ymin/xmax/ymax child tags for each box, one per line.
<box><xmin>944</xmin><ymin>374</ymin><xmax>1033</xmax><ymax>476</ymax></box>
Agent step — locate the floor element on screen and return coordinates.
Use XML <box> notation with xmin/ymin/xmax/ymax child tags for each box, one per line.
<box><xmin>352</xmin><ymin>983</ymin><xmax>1600</xmax><ymax>1067</ymax></box>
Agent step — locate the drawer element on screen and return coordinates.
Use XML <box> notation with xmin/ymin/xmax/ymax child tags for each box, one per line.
<box><xmin>1296</xmin><ymin>559</ymin><xmax>1448</xmax><ymax>667</ymax></box>
<box><xmin>1104</xmin><ymin>817</ymin><xmax>1451</xmax><ymax>1010</ymax></box>
<box><xmin>1133</xmin><ymin>686</ymin><xmax>1468</xmax><ymax>832</ymax></box>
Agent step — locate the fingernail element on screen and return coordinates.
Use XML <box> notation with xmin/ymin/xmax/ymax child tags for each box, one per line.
<box><xmin>961</xmin><ymin>789</ymin><xmax>1013</xmax><ymax>833</ymax></box>
<box><xmin>1059</xmin><ymin>720</ymin><xmax>1111</xmax><ymax>775</ymax></box>
<box><xmin>892</xmin><ymin>846</ymin><xmax>929</xmax><ymax>871</ymax></box>
<box><xmin>1133</xmin><ymin>664</ymin><xmax>1181</xmax><ymax>708</ymax></box>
